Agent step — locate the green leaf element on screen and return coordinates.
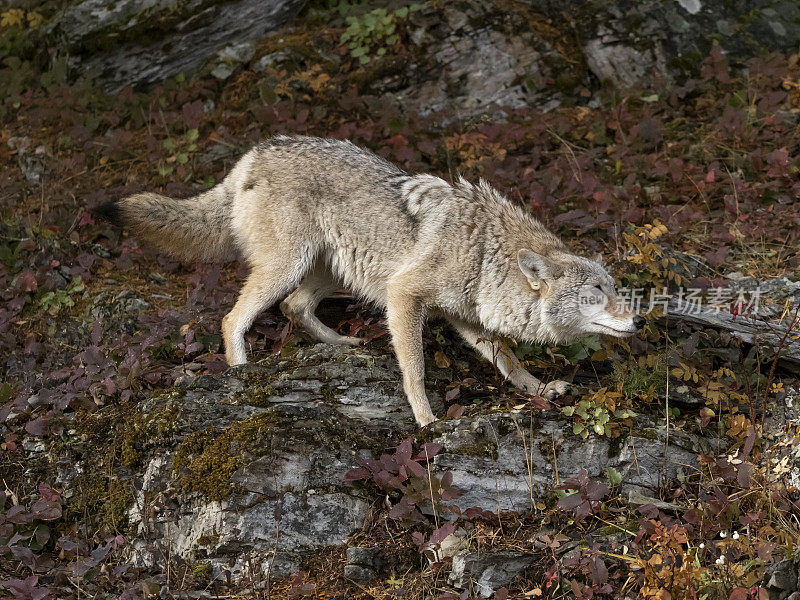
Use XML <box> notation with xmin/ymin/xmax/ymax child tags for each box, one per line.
<box><xmin>395</xmin><ymin>6</ymin><xmax>409</xmax><ymax>17</ymax></box>
<box><xmin>177</xmin><ymin>153</ymin><xmax>189</xmax><ymax>164</ymax></box>
<box><xmin>163</xmin><ymin>138</ymin><xmax>176</xmax><ymax>150</ymax></box>
<box><xmin>0</xmin><ymin>382</ymin><xmax>11</xmax><ymax>403</ymax></box>
<box><xmin>185</xmin><ymin>128</ymin><xmax>199</xmax><ymax>142</ymax></box>
<box><xmin>606</xmin><ymin>467</ymin><xmax>622</xmax><ymax>485</ymax></box>
<box><xmin>359</xmin><ymin>55</ymin><xmax>370</xmax><ymax>64</ymax></box>
<box><xmin>68</xmin><ymin>277</ymin><xmax>84</xmax><ymax>292</ymax></box>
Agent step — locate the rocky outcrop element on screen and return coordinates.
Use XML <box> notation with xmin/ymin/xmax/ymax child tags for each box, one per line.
<box><xmin>111</xmin><ymin>343</ymin><xmax>714</xmax><ymax>582</ymax></box>
<box><xmin>32</xmin><ymin>0</ymin><xmax>800</xmax><ymax>110</ymax></box>
<box><xmin>391</xmin><ymin>0</ymin><xmax>800</xmax><ymax>115</ymax></box>
<box><xmin>49</xmin><ymin>0</ymin><xmax>306</xmax><ymax>92</ymax></box>
<box><xmin>576</xmin><ymin>0</ymin><xmax>800</xmax><ymax>87</ymax></box>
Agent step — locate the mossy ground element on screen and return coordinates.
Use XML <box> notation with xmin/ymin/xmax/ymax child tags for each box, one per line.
<box><xmin>611</xmin><ymin>353</ymin><xmax>668</xmax><ymax>398</ymax></box>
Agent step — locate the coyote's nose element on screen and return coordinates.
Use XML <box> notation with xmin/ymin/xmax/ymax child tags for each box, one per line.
<box><xmin>633</xmin><ymin>315</ymin><xmax>646</xmax><ymax>330</ymax></box>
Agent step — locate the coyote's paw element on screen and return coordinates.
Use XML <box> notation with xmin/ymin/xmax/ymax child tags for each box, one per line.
<box><xmin>540</xmin><ymin>379</ymin><xmax>573</xmax><ymax>400</ymax></box>
<box><xmin>416</xmin><ymin>411</ymin><xmax>437</xmax><ymax>428</ymax></box>
<box><xmin>507</xmin><ymin>369</ymin><xmax>542</xmax><ymax>394</ymax></box>
<box><xmin>338</xmin><ymin>335</ymin><xmax>365</xmax><ymax>346</ymax></box>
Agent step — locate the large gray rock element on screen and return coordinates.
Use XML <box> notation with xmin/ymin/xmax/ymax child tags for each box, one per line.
<box><xmin>49</xmin><ymin>0</ymin><xmax>306</xmax><ymax>92</ymax></box>
<box><xmin>114</xmin><ymin>343</ymin><xmax>713</xmax><ymax>582</ymax></box>
<box><xmin>762</xmin><ymin>557</ymin><xmax>800</xmax><ymax>600</ymax></box>
<box><xmin>449</xmin><ymin>552</ymin><xmax>533</xmax><ymax>597</ymax></box>
<box><xmin>431</xmin><ymin>411</ymin><xmax>710</xmax><ymax>514</ymax></box>
<box><xmin>390</xmin><ymin>3</ymin><xmax>567</xmax><ymax>117</ymax></box>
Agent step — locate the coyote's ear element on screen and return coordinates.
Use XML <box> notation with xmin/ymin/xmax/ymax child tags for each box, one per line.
<box><xmin>518</xmin><ymin>249</ymin><xmax>554</xmax><ymax>291</ymax></box>
<box><xmin>592</xmin><ymin>252</ymin><xmax>604</xmax><ymax>266</ymax></box>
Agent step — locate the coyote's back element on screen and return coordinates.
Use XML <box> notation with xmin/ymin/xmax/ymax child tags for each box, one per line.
<box><xmin>100</xmin><ymin>135</ymin><xmax>422</xmax><ymax>276</ymax></box>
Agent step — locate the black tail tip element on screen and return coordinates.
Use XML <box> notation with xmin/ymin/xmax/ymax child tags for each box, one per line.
<box><xmin>94</xmin><ymin>200</ymin><xmax>123</xmax><ymax>226</ymax></box>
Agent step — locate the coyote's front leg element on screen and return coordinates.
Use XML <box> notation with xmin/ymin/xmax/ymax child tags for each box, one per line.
<box><xmin>448</xmin><ymin>317</ymin><xmax>572</xmax><ymax>400</ymax></box>
<box><xmin>386</xmin><ymin>286</ymin><xmax>436</xmax><ymax>427</ymax></box>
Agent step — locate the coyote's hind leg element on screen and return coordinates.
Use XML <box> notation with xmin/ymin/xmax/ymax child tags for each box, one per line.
<box><xmin>222</xmin><ymin>252</ymin><xmax>308</xmax><ymax>365</ymax></box>
<box><xmin>280</xmin><ymin>265</ymin><xmax>361</xmax><ymax>346</ymax></box>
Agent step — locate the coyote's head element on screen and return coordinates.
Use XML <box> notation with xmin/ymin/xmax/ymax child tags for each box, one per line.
<box><xmin>517</xmin><ymin>249</ymin><xmax>645</xmax><ymax>343</ymax></box>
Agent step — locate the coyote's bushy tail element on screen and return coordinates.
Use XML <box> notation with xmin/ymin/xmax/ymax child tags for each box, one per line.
<box><xmin>96</xmin><ymin>185</ymin><xmax>237</xmax><ymax>262</ymax></box>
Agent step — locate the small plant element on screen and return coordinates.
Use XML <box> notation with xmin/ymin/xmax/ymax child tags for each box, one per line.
<box><xmin>345</xmin><ymin>439</ymin><xmax>461</xmax><ymax>520</ymax></box>
<box><xmin>562</xmin><ymin>387</ymin><xmax>636</xmax><ymax>438</ymax></box>
<box><xmin>0</xmin><ymin>483</ymin><xmax>62</xmax><ymax>571</ymax></box>
<box><xmin>622</xmin><ymin>219</ymin><xmax>688</xmax><ymax>293</ymax></box>
<box><xmin>671</xmin><ymin>363</ymin><xmax>747</xmax><ymax>428</ymax></box>
<box><xmin>158</xmin><ymin>128</ymin><xmax>200</xmax><ymax>178</ymax></box>
<box><xmin>38</xmin><ymin>277</ymin><xmax>84</xmax><ymax>315</ymax></box>
<box><xmin>613</xmin><ymin>352</ymin><xmax>667</xmax><ymax>400</ymax></box>
<box><xmin>345</xmin><ymin>439</ymin><xmax>470</xmax><ymax>563</ymax></box>
<box><xmin>630</xmin><ymin>520</ymin><xmax>707</xmax><ymax>599</ymax></box>
<box><xmin>445</xmin><ymin>132</ymin><xmax>508</xmax><ymax>174</ymax></box>
<box><xmin>340</xmin><ymin>5</ymin><xmax>419</xmax><ymax>64</ymax></box>
<box><xmin>0</xmin><ymin>9</ymin><xmax>43</xmax><ymax>30</ymax></box>
<box><xmin>556</xmin><ymin>469</ymin><xmax>610</xmax><ymax>520</ymax></box>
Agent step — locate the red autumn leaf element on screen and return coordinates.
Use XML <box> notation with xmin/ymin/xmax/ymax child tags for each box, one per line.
<box><xmin>343</xmin><ymin>467</ymin><xmax>370</xmax><ymax>482</ymax></box>
<box><xmin>446</xmin><ymin>403</ymin><xmax>464</xmax><ymax>418</ymax></box>
<box><xmin>413</xmin><ymin>443</ymin><xmax>442</xmax><ymax>461</ymax></box>
<box><xmin>18</xmin><ymin>271</ymin><xmax>38</xmax><ymax>292</ymax></box>
<box><xmin>25</xmin><ymin>416</ymin><xmax>47</xmax><ymax>436</ymax></box>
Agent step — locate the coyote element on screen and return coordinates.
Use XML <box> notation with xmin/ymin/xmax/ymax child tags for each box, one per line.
<box><xmin>99</xmin><ymin>135</ymin><xmax>643</xmax><ymax>426</ymax></box>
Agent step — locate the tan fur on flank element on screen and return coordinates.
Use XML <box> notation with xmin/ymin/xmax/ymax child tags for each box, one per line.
<box><xmin>104</xmin><ymin>135</ymin><xmax>643</xmax><ymax>427</ymax></box>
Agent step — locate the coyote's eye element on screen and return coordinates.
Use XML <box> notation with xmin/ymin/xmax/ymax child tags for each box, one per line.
<box><xmin>594</xmin><ymin>284</ymin><xmax>603</xmax><ymax>291</ymax></box>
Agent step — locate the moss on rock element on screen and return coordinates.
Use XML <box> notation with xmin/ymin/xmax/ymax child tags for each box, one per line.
<box><xmin>171</xmin><ymin>411</ymin><xmax>277</xmax><ymax>501</ymax></box>
<box><xmin>455</xmin><ymin>442</ymin><xmax>499</xmax><ymax>460</ymax></box>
